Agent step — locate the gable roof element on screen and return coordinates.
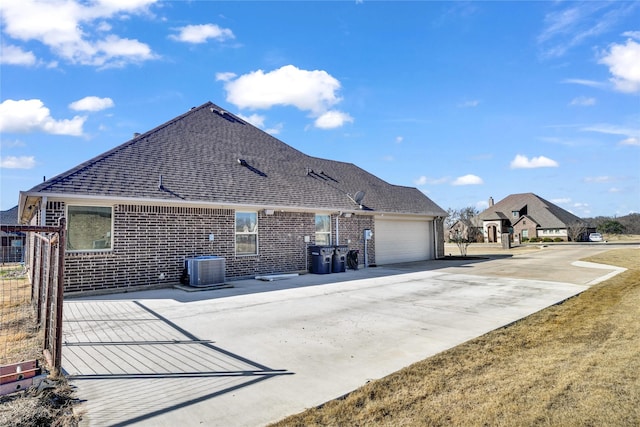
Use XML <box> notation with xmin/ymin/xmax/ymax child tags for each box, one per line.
<box><xmin>477</xmin><ymin>193</ymin><xmax>583</xmax><ymax>228</ymax></box>
<box><xmin>21</xmin><ymin>102</ymin><xmax>445</xmax><ymax>219</ymax></box>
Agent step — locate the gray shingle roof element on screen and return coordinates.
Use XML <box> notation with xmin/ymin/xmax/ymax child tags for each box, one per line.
<box><xmin>478</xmin><ymin>193</ymin><xmax>583</xmax><ymax>228</ymax></box>
<box><xmin>25</xmin><ymin>102</ymin><xmax>446</xmax><ymax>216</ymax></box>
<box><xmin>0</xmin><ymin>206</ymin><xmax>19</xmax><ymax>225</ymax></box>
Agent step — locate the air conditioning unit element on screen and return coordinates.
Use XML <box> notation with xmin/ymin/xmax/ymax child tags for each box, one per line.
<box><xmin>183</xmin><ymin>256</ymin><xmax>225</xmax><ymax>287</ymax></box>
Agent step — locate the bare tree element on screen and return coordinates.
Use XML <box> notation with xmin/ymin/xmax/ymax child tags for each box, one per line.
<box><xmin>447</xmin><ymin>207</ymin><xmax>481</xmax><ymax>257</ymax></box>
<box><xmin>567</xmin><ymin>220</ymin><xmax>588</xmax><ymax>242</ymax></box>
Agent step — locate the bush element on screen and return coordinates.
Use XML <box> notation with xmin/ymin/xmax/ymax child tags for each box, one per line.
<box><xmin>554</xmin><ymin>237</ymin><xmax>563</xmax><ymax>242</ymax></box>
<box><xmin>529</xmin><ymin>237</ymin><xmax>541</xmax><ymax>243</ymax></box>
<box><xmin>521</xmin><ymin>237</ymin><xmax>529</xmax><ymax>243</ymax></box>
<box><xmin>542</xmin><ymin>237</ymin><xmax>554</xmax><ymax>242</ymax></box>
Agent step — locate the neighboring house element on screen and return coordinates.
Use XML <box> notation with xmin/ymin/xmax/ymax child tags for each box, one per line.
<box><xmin>0</xmin><ymin>206</ymin><xmax>25</xmax><ymax>263</ymax></box>
<box><xmin>447</xmin><ymin>217</ymin><xmax>483</xmax><ymax>242</ymax></box>
<box><xmin>17</xmin><ymin>102</ymin><xmax>447</xmax><ymax>294</ymax></box>
<box><xmin>478</xmin><ymin>193</ymin><xmax>586</xmax><ymax>243</ymax></box>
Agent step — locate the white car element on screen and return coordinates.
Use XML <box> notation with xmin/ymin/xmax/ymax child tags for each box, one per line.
<box><xmin>589</xmin><ymin>233</ymin><xmax>603</xmax><ymax>242</ymax></box>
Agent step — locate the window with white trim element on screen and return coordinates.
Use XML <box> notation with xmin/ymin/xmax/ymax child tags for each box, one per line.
<box><xmin>315</xmin><ymin>214</ymin><xmax>331</xmax><ymax>245</ymax></box>
<box><xmin>236</xmin><ymin>212</ymin><xmax>258</xmax><ymax>255</ymax></box>
<box><xmin>67</xmin><ymin>206</ymin><xmax>113</xmax><ymax>251</ymax></box>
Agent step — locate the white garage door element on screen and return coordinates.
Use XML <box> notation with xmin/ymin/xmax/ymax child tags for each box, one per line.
<box><xmin>374</xmin><ymin>217</ymin><xmax>433</xmax><ymax>265</ymax></box>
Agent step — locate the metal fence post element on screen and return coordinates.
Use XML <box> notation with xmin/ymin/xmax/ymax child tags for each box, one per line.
<box><xmin>53</xmin><ymin>218</ymin><xmax>66</xmax><ymax>373</ymax></box>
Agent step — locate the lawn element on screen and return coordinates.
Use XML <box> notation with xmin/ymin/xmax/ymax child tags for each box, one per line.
<box><xmin>271</xmin><ymin>248</ymin><xmax>640</xmax><ymax>426</ymax></box>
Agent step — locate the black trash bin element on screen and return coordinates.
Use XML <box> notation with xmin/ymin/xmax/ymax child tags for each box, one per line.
<box><xmin>346</xmin><ymin>249</ymin><xmax>359</xmax><ymax>270</ymax></box>
<box><xmin>332</xmin><ymin>245</ymin><xmax>348</xmax><ymax>273</ymax></box>
<box><xmin>310</xmin><ymin>245</ymin><xmax>334</xmax><ymax>274</ymax></box>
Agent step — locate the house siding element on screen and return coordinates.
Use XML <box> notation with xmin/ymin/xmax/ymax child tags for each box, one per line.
<box><xmin>45</xmin><ymin>201</ymin><xmax>374</xmax><ymax>293</ymax></box>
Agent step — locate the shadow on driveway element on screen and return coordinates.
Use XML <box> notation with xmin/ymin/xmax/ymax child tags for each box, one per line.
<box><xmin>63</xmin><ymin>300</ymin><xmax>292</xmax><ymax>426</ymax></box>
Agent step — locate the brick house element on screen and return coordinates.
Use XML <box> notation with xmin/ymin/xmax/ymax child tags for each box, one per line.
<box><xmin>17</xmin><ymin>102</ymin><xmax>447</xmax><ymax>294</ymax></box>
<box><xmin>1</xmin><ymin>206</ymin><xmax>25</xmax><ymax>263</ymax></box>
<box><xmin>478</xmin><ymin>193</ymin><xmax>587</xmax><ymax>244</ymax></box>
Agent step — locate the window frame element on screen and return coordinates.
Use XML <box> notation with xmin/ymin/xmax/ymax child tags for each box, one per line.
<box><xmin>235</xmin><ymin>211</ymin><xmax>258</xmax><ymax>256</ymax></box>
<box><xmin>66</xmin><ymin>205</ymin><xmax>114</xmax><ymax>253</ymax></box>
<box><xmin>315</xmin><ymin>214</ymin><xmax>331</xmax><ymax>246</ymax></box>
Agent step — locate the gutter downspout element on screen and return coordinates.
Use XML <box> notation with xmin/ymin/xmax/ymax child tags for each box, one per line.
<box><xmin>335</xmin><ymin>214</ymin><xmax>339</xmax><ymax>245</ymax></box>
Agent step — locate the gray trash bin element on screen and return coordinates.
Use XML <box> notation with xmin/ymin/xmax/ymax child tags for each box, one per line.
<box><xmin>310</xmin><ymin>245</ymin><xmax>334</xmax><ymax>274</ymax></box>
<box><xmin>332</xmin><ymin>245</ymin><xmax>348</xmax><ymax>273</ymax></box>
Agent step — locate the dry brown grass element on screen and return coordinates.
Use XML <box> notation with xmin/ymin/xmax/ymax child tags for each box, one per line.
<box><xmin>0</xmin><ymin>379</ymin><xmax>80</xmax><ymax>427</ymax></box>
<box><xmin>1</xmin><ymin>265</ymin><xmax>80</xmax><ymax>426</ymax></box>
<box><xmin>0</xmin><ymin>266</ymin><xmax>43</xmax><ymax>365</ymax></box>
<box><xmin>272</xmin><ymin>248</ymin><xmax>640</xmax><ymax>426</ymax></box>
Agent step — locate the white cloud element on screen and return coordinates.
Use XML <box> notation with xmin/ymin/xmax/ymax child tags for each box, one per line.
<box><xmin>314</xmin><ymin>110</ymin><xmax>354</xmax><ymax>129</ymax></box>
<box><xmin>457</xmin><ymin>99</ymin><xmax>480</xmax><ymax>108</ymax></box>
<box><xmin>223</xmin><ymin>65</ymin><xmax>342</xmax><ymax>113</ymax></box>
<box><xmin>623</xmin><ymin>31</ymin><xmax>640</xmax><ymax>40</ymax></box>
<box><xmin>509</xmin><ymin>154</ymin><xmax>559</xmax><ymax>169</ymax></box>
<box><xmin>620</xmin><ymin>137</ymin><xmax>640</xmax><ymax>146</ymax></box>
<box><xmin>609</xmin><ymin>187</ymin><xmax>622</xmax><ymax>193</ymax></box>
<box><xmin>582</xmin><ymin>123</ymin><xmax>640</xmax><ymax>146</ymax></box>
<box><xmin>169</xmin><ymin>24</ymin><xmax>234</xmax><ymax>44</ymax></box>
<box><xmin>537</xmin><ymin>2</ymin><xmax>634</xmax><ymax>58</ymax></box>
<box><xmin>264</xmin><ymin>123</ymin><xmax>283</xmax><ymax>135</ymax></box>
<box><xmin>222</xmin><ymin>65</ymin><xmax>352</xmax><ymax>129</ymax></box>
<box><xmin>237</xmin><ymin>113</ymin><xmax>265</xmax><ymax>128</ymax></box>
<box><xmin>0</xmin><ymin>99</ymin><xmax>86</xmax><ymax>136</ymax></box>
<box><xmin>69</xmin><ymin>96</ymin><xmax>114</xmax><ymax>111</ymax></box>
<box><xmin>0</xmin><ymin>44</ymin><xmax>36</xmax><ymax>65</ymax></box>
<box><xmin>561</xmin><ymin>78</ymin><xmax>607</xmax><ymax>89</ymax></box>
<box><xmin>395</xmin><ymin>136</ymin><xmax>403</xmax><ymax>144</ymax></box>
<box><xmin>569</xmin><ymin>96</ymin><xmax>596</xmax><ymax>106</ymax></box>
<box><xmin>585</xmin><ymin>176</ymin><xmax>614</xmax><ymax>183</ymax></box>
<box><xmin>0</xmin><ymin>155</ymin><xmax>36</xmax><ymax>169</ymax></box>
<box><xmin>0</xmin><ymin>0</ymin><xmax>158</xmax><ymax>68</ymax></box>
<box><xmin>215</xmin><ymin>72</ymin><xmax>237</xmax><ymax>82</ymax></box>
<box><xmin>551</xmin><ymin>198</ymin><xmax>572</xmax><ymax>204</ymax></box>
<box><xmin>415</xmin><ymin>176</ymin><xmax>448</xmax><ymax>186</ymax></box>
<box><xmin>452</xmin><ymin>174</ymin><xmax>483</xmax><ymax>186</ymax></box>
<box><xmin>599</xmin><ymin>37</ymin><xmax>640</xmax><ymax>93</ymax></box>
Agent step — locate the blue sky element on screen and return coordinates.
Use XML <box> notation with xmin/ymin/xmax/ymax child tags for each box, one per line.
<box><xmin>1</xmin><ymin>1</ymin><xmax>639</xmax><ymax>217</ymax></box>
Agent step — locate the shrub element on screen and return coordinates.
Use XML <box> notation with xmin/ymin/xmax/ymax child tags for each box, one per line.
<box><xmin>542</xmin><ymin>237</ymin><xmax>554</xmax><ymax>242</ymax></box>
<box><xmin>521</xmin><ymin>237</ymin><xmax>529</xmax><ymax>243</ymax></box>
<box><xmin>529</xmin><ymin>237</ymin><xmax>541</xmax><ymax>243</ymax></box>
<box><xmin>553</xmin><ymin>237</ymin><xmax>563</xmax><ymax>242</ymax></box>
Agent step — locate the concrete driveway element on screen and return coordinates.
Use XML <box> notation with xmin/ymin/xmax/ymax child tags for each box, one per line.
<box><xmin>63</xmin><ymin>244</ymin><xmax>629</xmax><ymax>426</ymax></box>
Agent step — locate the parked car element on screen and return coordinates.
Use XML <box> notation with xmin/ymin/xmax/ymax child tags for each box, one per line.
<box><xmin>589</xmin><ymin>232</ymin><xmax>604</xmax><ymax>242</ymax></box>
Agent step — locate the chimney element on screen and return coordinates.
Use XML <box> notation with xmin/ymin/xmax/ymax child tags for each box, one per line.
<box><xmin>488</xmin><ymin>196</ymin><xmax>494</xmax><ymax>207</ymax></box>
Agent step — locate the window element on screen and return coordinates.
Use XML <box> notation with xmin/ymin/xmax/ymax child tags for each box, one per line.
<box><xmin>512</xmin><ymin>211</ymin><xmax>519</xmax><ymax>218</ymax></box>
<box><xmin>236</xmin><ymin>212</ymin><xmax>258</xmax><ymax>255</ymax></box>
<box><xmin>67</xmin><ymin>206</ymin><xmax>113</xmax><ymax>251</ymax></box>
<box><xmin>315</xmin><ymin>214</ymin><xmax>331</xmax><ymax>245</ymax></box>
<box><xmin>522</xmin><ymin>229</ymin><xmax>528</xmax><ymax>238</ymax></box>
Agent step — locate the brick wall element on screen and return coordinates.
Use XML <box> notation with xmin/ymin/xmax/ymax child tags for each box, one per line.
<box><xmin>45</xmin><ymin>201</ymin><xmax>375</xmax><ymax>293</ymax></box>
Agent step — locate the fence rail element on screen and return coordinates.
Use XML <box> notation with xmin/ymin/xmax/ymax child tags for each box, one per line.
<box><xmin>0</xmin><ymin>219</ymin><xmax>66</xmax><ymax>377</ymax></box>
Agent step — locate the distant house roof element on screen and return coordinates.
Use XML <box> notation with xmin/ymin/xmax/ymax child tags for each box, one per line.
<box><xmin>20</xmin><ymin>102</ymin><xmax>446</xmax><ymax>220</ymax></box>
<box><xmin>0</xmin><ymin>206</ymin><xmax>19</xmax><ymax>225</ymax></box>
<box><xmin>1</xmin><ymin>206</ymin><xmax>20</xmax><ymax>237</ymax></box>
<box><xmin>478</xmin><ymin>193</ymin><xmax>583</xmax><ymax>228</ymax></box>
